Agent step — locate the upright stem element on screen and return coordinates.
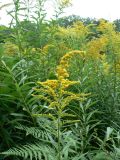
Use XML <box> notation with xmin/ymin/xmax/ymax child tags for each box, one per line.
<box><xmin>13</xmin><ymin>0</ymin><xmax>23</xmax><ymax>58</ymax></box>
<box><xmin>113</xmin><ymin>55</ymin><xmax>117</xmax><ymax>102</ymax></box>
<box><xmin>26</xmin><ymin>0</ymin><xmax>30</xmax><ymax>21</ymax></box>
<box><xmin>58</xmin><ymin>113</ymin><xmax>61</xmax><ymax>160</ymax></box>
<box><xmin>57</xmin><ymin>90</ymin><xmax>62</xmax><ymax>160</ymax></box>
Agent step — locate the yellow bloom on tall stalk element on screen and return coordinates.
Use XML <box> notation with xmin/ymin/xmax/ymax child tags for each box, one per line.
<box><xmin>58</xmin><ymin>21</ymin><xmax>88</xmax><ymax>40</ymax></box>
<box><xmin>33</xmin><ymin>50</ymin><xmax>90</xmax><ymax>160</ymax></box>
<box><xmin>36</xmin><ymin>44</ymin><xmax>55</xmax><ymax>55</ymax></box>
<box><xmin>57</xmin><ymin>27</ymin><xmax>71</xmax><ymax>38</ymax></box>
<box><xmin>38</xmin><ymin>80</ymin><xmax>58</xmax><ymax>90</ymax></box>
<box><xmin>31</xmin><ymin>44</ymin><xmax>55</xmax><ymax>55</ymax></box>
<box><xmin>42</xmin><ymin>44</ymin><xmax>55</xmax><ymax>55</ymax></box>
<box><xmin>56</xmin><ymin>50</ymin><xmax>86</xmax><ymax>79</ymax></box>
<box><xmin>33</xmin><ymin>50</ymin><xmax>89</xmax><ymax>110</ymax></box>
<box><xmin>87</xmin><ymin>36</ymin><xmax>108</xmax><ymax>59</ymax></box>
<box><xmin>72</xmin><ymin>21</ymin><xmax>88</xmax><ymax>38</ymax></box>
<box><xmin>97</xmin><ymin>19</ymin><xmax>115</xmax><ymax>34</ymax></box>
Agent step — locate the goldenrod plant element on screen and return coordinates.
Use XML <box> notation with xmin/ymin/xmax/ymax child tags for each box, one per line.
<box><xmin>0</xmin><ymin>0</ymin><xmax>120</xmax><ymax>159</ymax></box>
<box><xmin>32</xmin><ymin>51</ymin><xmax>89</xmax><ymax>160</ymax></box>
<box><xmin>1</xmin><ymin>51</ymin><xmax>89</xmax><ymax>160</ymax></box>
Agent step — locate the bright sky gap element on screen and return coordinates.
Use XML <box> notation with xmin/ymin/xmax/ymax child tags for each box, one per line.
<box><xmin>0</xmin><ymin>0</ymin><xmax>120</xmax><ymax>26</ymax></box>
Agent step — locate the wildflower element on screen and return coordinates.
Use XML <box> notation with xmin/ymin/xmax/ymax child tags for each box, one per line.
<box><xmin>87</xmin><ymin>36</ymin><xmax>108</xmax><ymax>59</ymax></box>
<box><xmin>97</xmin><ymin>19</ymin><xmax>115</xmax><ymax>34</ymax></box>
<box><xmin>33</xmin><ymin>50</ymin><xmax>89</xmax><ymax>111</ymax></box>
<box><xmin>57</xmin><ymin>21</ymin><xmax>88</xmax><ymax>42</ymax></box>
<box><xmin>42</xmin><ymin>44</ymin><xmax>55</xmax><ymax>54</ymax></box>
<box><xmin>56</xmin><ymin>50</ymin><xmax>86</xmax><ymax>79</ymax></box>
<box><xmin>38</xmin><ymin>80</ymin><xmax>58</xmax><ymax>90</ymax></box>
<box><xmin>72</xmin><ymin>21</ymin><xmax>88</xmax><ymax>38</ymax></box>
<box><xmin>60</xmin><ymin>79</ymin><xmax>79</xmax><ymax>90</ymax></box>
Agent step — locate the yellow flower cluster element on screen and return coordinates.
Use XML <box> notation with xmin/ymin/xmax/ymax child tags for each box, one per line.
<box><xmin>36</xmin><ymin>50</ymin><xmax>85</xmax><ymax>91</ymax></box>
<box><xmin>60</xmin><ymin>79</ymin><xmax>79</xmax><ymax>90</ymax></box>
<box><xmin>97</xmin><ymin>20</ymin><xmax>120</xmax><ymax>57</ymax></box>
<box><xmin>87</xmin><ymin>36</ymin><xmax>108</xmax><ymax>59</ymax></box>
<box><xmin>33</xmin><ymin>50</ymin><xmax>89</xmax><ymax>111</ymax></box>
<box><xmin>57</xmin><ymin>27</ymin><xmax>71</xmax><ymax>37</ymax></box>
<box><xmin>31</xmin><ymin>44</ymin><xmax>55</xmax><ymax>55</ymax></box>
<box><xmin>58</xmin><ymin>21</ymin><xmax>88</xmax><ymax>39</ymax></box>
<box><xmin>97</xmin><ymin>19</ymin><xmax>115</xmax><ymax>34</ymax></box>
<box><xmin>109</xmin><ymin>33</ymin><xmax>120</xmax><ymax>54</ymax></box>
<box><xmin>37</xmin><ymin>77</ymin><xmax>79</xmax><ymax>91</ymax></box>
<box><xmin>56</xmin><ymin>66</ymin><xmax>69</xmax><ymax>79</ymax></box>
<box><xmin>56</xmin><ymin>50</ymin><xmax>85</xmax><ymax>79</ymax></box>
<box><xmin>72</xmin><ymin>21</ymin><xmax>88</xmax><ymax>38</ymax></box>
<box><xmin>42</xmin><ymin>44</ymin><xmax>55</xmax><ymax>54</ymax></box>
<box><xmin>35</xmin><ymin>77</ymin><xmax>87</xmax><ymax>110</ymax></box>
<box><xmin>38</xmin><ymin>80</ymin><xmax>58</xmax><ymax>90</ymax></box>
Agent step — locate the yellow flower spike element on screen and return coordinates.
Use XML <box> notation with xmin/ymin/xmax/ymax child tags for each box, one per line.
<box><xmin>97</xmin><ymin>19</ymin><xmax>115</xmax><ymax>34</ymax></box>
<box><xmin>56</xmin><ymin>50</ymin><xmax>86</xmax><ymax>79</ymax></box>
<box><xmin>34</xmin><ymin>44</ymin><xmax>55</xmax><ymax>55</ymax></box>
<box><xmin>87</xmin><ymin>36</ymin><xmax>108</xmax><ymax>59</ymax></box>
<box><xmin>37</xmin><ymin>80</ymin><xmax>58</xmax><ymax>90</ymax></box>
<box><xmin>60</xmin><ymin>79</ymin><xmax>79</xmax><ymax>90</ymax></box>
<box><xmin>42</xmin><ymin>44</ymin><xmax>55</xmax><ymax>54</ymax></box>
<box><xmin>57</xmin><ymin>21</ymin><xmax>88</xmax><ymax>40</ymax></box>
<box><xmin>33</xmin><ymin>50</ymin><xmax>89</xmax><ymax>114</ymax></box>
<box><xmin>56</xmin><ymin>66</ymin><xmax>69</xmax><ymax>79</ymax></box>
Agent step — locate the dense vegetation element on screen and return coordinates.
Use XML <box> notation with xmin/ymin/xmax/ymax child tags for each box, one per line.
<box><xmin>0</xmin><ymin>0</ymin><xmax>120</xmax><ymax>159</ymax></box>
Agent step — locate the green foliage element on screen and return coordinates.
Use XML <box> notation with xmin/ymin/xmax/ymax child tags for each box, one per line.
<box><xmin>114</xmin><ymin>19</ymin><xmax>120</xmax><ymax>32</ymax></box>
<box><xmin>0</xmin><ymin>0</ymin><xmax>120</xmax><ymax>159</ymax></box>
<box><xmin>56</xmin><ymin>15</ymin><xmax>98</xmax><ymax>27</ymax></box>
<box><xmin>0</xmin><ymin>26</ymin><xmax>13</xmax><ymax>43</ymax></box>
<box><xmin>2</xmin><ymin>143</ymin><xmax>56</xmax><ymax>160</ymax></box>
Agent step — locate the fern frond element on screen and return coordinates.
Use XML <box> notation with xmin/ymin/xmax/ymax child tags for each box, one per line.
<box><xmin>16</xmin><ymin>124</ymin><xmax>53</xmax><ymax>143</ymax></box>
<box><xmin>2</xmin><ymin>143</ymin><xmax>56</xmax><ymax>160</ymax></box>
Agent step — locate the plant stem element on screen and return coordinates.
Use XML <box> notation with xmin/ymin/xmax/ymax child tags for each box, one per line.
<box><xmin>13</xmin><ymin>0</ymin><xmax>23</xmax><ymax>58</ymax></box>
<box><xmin>58</xmin><ymin>112</ymin><xmax>61</xmax><ymax>160</ymax></box>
